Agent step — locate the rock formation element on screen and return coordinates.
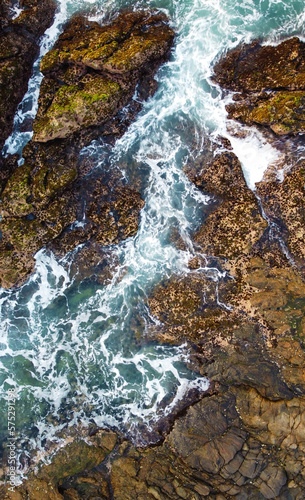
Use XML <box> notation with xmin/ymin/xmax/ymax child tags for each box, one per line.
<box><xmin>2</xmin><ymin>24</ymin><xmax>305</xmax><ymax>500</ymax></box>
<box><xmin>0</xmin><ymin>0</ymin><xmax>57</xmax><ymax>151</ymax></box>
<box><xmin>213</xmin><ymin>37</ymin><xmax>305</xmax><ymax>135</ymax></box>
<box><xmin>0</xmin><ymin>11</ymin><xmax>175</xmax><ymax>289</ymax></box>
<box><xmin>0</xmin><ymin>0</ymin><xmax>57</xmax><ymax>187</ymax></box>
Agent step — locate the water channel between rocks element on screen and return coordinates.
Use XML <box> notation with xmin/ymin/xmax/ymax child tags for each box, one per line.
<box><xmin>1</xmin><ymin>0</ymin><xmax>305</xmax><ymax>474</ymax></box>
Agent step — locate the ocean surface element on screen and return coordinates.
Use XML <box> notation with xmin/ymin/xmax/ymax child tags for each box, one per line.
<box><xmin>1</xmin><ymin>0</ymin><xmax>305</xmax><ymax>475</ymax></box>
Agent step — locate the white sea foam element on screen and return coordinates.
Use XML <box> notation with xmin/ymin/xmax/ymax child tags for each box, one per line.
<box><xmin>226</xmin><ymin>125</ymin><xmax>282</xmax><ymax>190</ymax></box>
<box><xmin>10</xmin><ymin>4</ymin><xmax>23</xmax><ymax>20</ymax></box>
<box><xmin>1</xmin><ymin>0</ymin><xmax>305</xmax><ymax>468</ymax></box>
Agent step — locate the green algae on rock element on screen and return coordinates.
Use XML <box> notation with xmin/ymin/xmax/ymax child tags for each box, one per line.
<box><xmin>227</xmin><ymin>90</ymin><xmax>305</xmax><ymax>135</ymax></box>
<box><xmin>33</xmin><ymin>12</ymin><xmax>175</xmax><ymax>142</ymax></box>
<box><xmin>213</xmin><ymin>37</ymin><xmax>305</xmax><ymax>136</ymax></box>
<box><xmin>33</xmin><ymin>77</ymin><xmax>123</xmax><ymax>141</ymax></box>
<box><xmin>0</xmin><ymin>0</ymin><xmax>57</xmax><ymax>154</ymax></box>
<box><xmin>0</xmin><ymin>10</ymin><xmax>174</xmax><ymax>289</ymax></box>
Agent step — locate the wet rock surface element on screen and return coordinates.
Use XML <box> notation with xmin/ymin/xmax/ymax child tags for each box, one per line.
<box><xmin>2</xmin><ymin>32</ymin><xmax>305</xmax><ymax>500</ymax></box>
<box><xmin>0</xmin><ymin>11</ymin><xmax>174</xmax><ymax>289</ymax></box>
<box><xmin>0</xmin><ymin>0</ymin><xmax>57</xmax><ymax>156</ymax></box>
<box><xmin>5</xmin><ymin>136</ymin><xmax>305</xmax><ymax>500</ymax></box>
<box><xmin>34</xmin><ymin>12</ymin><xmax>174</xmax><ymax>142</ymax></box>
<box><xmin>213</xmin><ymin>37</ymin><xmax>305</xmax><ymax>135</ymax></box>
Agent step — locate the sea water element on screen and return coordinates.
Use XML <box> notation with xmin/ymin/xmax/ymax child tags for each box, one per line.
<box><xmin>1</xmin><ymin>0</ymin><xmax>305</xmax><ymax>474</ymax></box>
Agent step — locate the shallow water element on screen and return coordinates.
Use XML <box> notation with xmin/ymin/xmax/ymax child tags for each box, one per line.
<box><xmin>1</xmin><ymin>0</ymin><xmax>305</xmax><ymax>474</ymax></box>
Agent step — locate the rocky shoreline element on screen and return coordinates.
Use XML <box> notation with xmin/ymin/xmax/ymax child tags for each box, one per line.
<box><xmin>0</xmin><ymin>10</ymin><xmax>175</xmax><ymax>289</ymax></box>
<box><xmin>1</xmin><ymin>9</ymin><xmax>305</xmax><ymax>500</ymax></box>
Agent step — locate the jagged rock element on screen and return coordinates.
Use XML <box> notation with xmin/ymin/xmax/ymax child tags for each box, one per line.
<box><xmin>213</xmin><ymin>38</ymin><xmax>305</xmax><ymax>92</ymax></box>
<box><xmin>6</xmin><ymin>388</ymin><xmax>305</xmax><ymax>499</ymax></box>
<box><xmin>0</xmin><ymin>11</ymin><xmax>174</xmax><ymax>288</ymax></box>
<box><xmin>4</xmin><ymin>22</ymin><xmax>305</xmax><ymax>500</ymax></box>
<box><xmin>186</xmin><ymin>151</ymin><xmax>268</xmax><ymax>260</ymax></box>
<box><xmin>213</xmin><ymin>37</ymin><xmax>305</xmax><ymax>135</ymax></box>
<box><xmin>144</xmin><ymin>138</ymin><xmax>305</xmax><ymax>499</ymax></box>
<box><xmin>0</xmin><ymin>0</ymin><xmax>57</xmax><ymax>155</ymax></box>
<box><xmin>227</xmin><ymin>90</ymin><xmax>305</xmax><ymax>135</ymax></box>
<box><xmin>256</xmin><ymin>163</ymin><xmax>305</xmax><ymax>270</ymax></box>
<box><xmin>33</xmin><ymin>12</ymin><xmax>175</xmax><ymax>142</ymax></box>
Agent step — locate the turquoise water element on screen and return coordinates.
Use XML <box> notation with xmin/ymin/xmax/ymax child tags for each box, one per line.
<box><xmin>1</xmin><ymin>0</ymin><xmax>305</xmax><ymax>474</ymax></box>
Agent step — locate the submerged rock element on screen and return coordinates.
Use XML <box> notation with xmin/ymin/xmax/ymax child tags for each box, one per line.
<box><xmin>0</xmin><ymin>11</ymin><xmax>174</xmax><ymax>288</ymax></box>
<box><xmin>213</xmin><ymin>37</ymin><xmax>305</xmax><ymax>135</ymax></box>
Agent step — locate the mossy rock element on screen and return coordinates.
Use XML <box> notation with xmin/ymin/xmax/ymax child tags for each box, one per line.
<box><xmin>0</xmin><ymin>162</ymin><xmax>33</xmax><ymax>217</ymax></box>
<box><xmin>40</xmin><ymin>440</ymin><xmax>107</xmax><ymax>483</ymax></box>
<box><xmin>0</xmin><ymin>244</ymin><xmax>36</xmax><ymax>289</ymax></box>
<box><xmin>33</xmin><ymin>11</ymin><xmax>174</xmax><ymax>142</ymax></box>
<box><xmin>0</xmin><ymin>0</ymin><xmax>56</xmax><ymax>151</ymax></box>
<box><xmin>32</xmin><ymin>159</ymin><xmax>78</xmax><ymax>204</ymax></box>
<box><xmin>0</xmin><ymin>10</ymin><xmax>173</xmax><ymax>289</ymax></box>
<box><xmin>228</xmin><ymin>91</ymin><xmax>305</xmax><ymax>135</ymax></box>
<box><xmin>39</xmin><ymin>15</ymin><xmax>126</xmax><ymax>74</ymax></box>
<box><xmin>33</xmin><ymin>77</ymin><xmax>123</xmax><ymax>141</ymax></box>
<box><xmin>39</xmin><ymin>12</ymin><xmax>173</xmax><ymax>75</ymax></box>
<box><xmin>104</xmin><ymin>25</ymin><xmax>174</xmax><ymax>74</ymax></box>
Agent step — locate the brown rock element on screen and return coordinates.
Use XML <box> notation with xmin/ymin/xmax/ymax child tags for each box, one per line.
<box><xmin>0</xmin><ymin>0</ymin><xmax>57</xmax><ymax>154</ymax></box>
<box><xmin>213</xmin><ymin>37</ymin><xmax>305</xmax><ymax>93</ymax></box>
<box><xmin>33</xmin><ymin>12</ymin><xmax>175</xmax><ymax>142</ymax></box>
<box><xmin>0</xmin><ymin>10</ymin><xmax>173</xmax><ymax>288</ymax></box>
<box><xmin>259</xmin><ymin>465</ymin><xmax>287</xmax><ymax>499</ymax></box>
<box><xmin>256</xmin><ymin>163</ymin><xmax>305</xmax><ymax>269</ymax></box>
<box><xmin>213</xmin><ymin>37</ymin><xmax>305</xmax><ymax>136</ymax></box>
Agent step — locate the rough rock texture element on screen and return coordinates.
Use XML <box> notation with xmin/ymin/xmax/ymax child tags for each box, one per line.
<box><xmin>146</xmin><ymin>143</ymin><xmax>305</xmax><ymax>497</ymax></box>
<box><xmin>4</xmin><ymin>137</ymin><xmax>305</xmax><ymax>500</ymax></box>
<box><xmin>187</xmin><ymin>151</ymin><xmax>268</xmax><ymax>260</ymax></box>
<box><xmin>213</xmin><ymin>37</ymin><xmax>305</xmax><ymax>135</ymax></box>
<box><xmin>4</xmin><ymin>388</ymin><xmax>305</xmax><ymax>499</ymax></box>
<box><xmin>3</xmin><ymin>34</ymin><xmax>305</xmax><ymax>500</ymax></box>
<box><xmin>256</xmin><ymin>164</ymin><xmax>305</xmax><ymax>271</ymax></box>
<box><xmin>0</xmin><ymin>11</ymin><xmax>174</xmax><ymax>289</ymax></box>
<box><xmin>33</xmin><ymin>12</ymin><xmax>174</xmax><ymax>142</ymax></box>
<box><xmin>0</xmin><ymin>0</ymin><xmax>57</xmax><ymax>154</ymax></box>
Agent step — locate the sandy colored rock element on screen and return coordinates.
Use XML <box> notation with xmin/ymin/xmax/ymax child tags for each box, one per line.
<box><xmin>256</xmin><ymin>163</ymin><xmax>305</xmax><ymax>269</ymax></box>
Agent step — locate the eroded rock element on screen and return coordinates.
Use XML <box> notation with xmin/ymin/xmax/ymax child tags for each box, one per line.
<box><xmin>0</xmin><ymin>11</ymin><xmax>174</xmax><ymax>288</ymax></box>
<box><xmin>33</xmin><ymin>12</ymin><xmax>175</xmax><ymax>142</ymax></box>
<box><xmin>213</xmin><ymin>37</ymin><xmax>305</xmax><ymax>135</ymax></box>
<box><xmin>0</xmin><ymin>0</ymin><xmax>57</xmax><ymax>155</ymax></box>
<box><xmin>5</xmin><ymin>388</ymin><xmax>305</xmax><ymax>499</ymax></box>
